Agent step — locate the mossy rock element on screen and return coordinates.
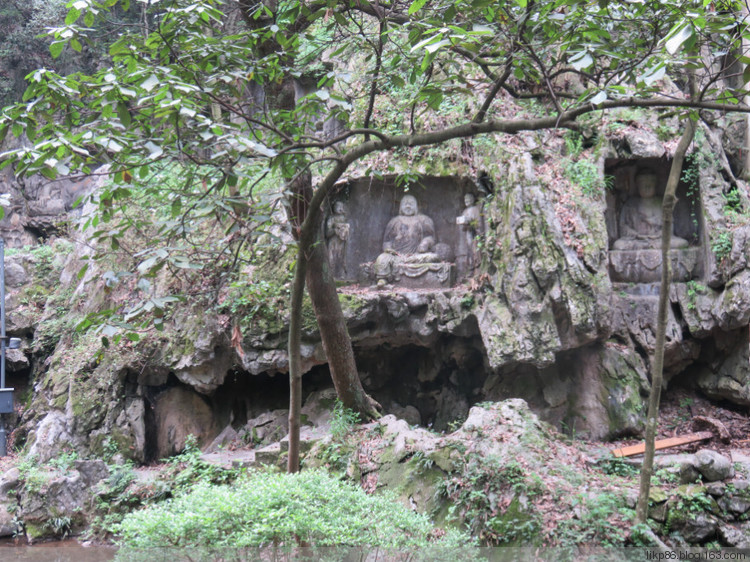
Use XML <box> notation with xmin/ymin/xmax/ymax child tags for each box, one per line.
<box><xmin>377</xmin><ymin>456</ymin><xmax>447</xmax><ymax>521</ymax></box>
<box><xmin>485</xmin><ymin>495</ymin><xmax>542</xmax><ymax>546</ymax></box>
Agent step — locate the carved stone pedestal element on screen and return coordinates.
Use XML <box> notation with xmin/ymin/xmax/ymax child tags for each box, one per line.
<box><xmin>360</xmin><ymin>262</ymin><xmax>455</xmax><ymax>289</ymax></box>
<box><xmin>609</xmin><ymin>247</ymin><xmax>702</xmax><ymax>283</ymax></box>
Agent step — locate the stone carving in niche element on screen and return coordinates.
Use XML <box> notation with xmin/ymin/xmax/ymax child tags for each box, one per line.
<box><xmin>607</xmin><ymin>161</ymin><xmax>703</xmax><ymax>283</ymax></box>
<box><xmin>371</xmin><ymin>195</ymin><xmax>454</xmax><ymax>288</ymax></box>
<box><xmin>456</xmin><ymin>192</ymin><xmax>484</xmax><ymax>277</ymax></box>
<box><xmin>325</xmin><ymin>201</ymin><xmax>350</xmax><ymax>279</ymax></box>
<box><xmin>324</xmin><ymin>176</ymin><xmax>478</xmax><ymax>287</ymax></box>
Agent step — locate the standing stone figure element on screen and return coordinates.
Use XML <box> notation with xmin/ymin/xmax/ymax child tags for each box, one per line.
<box><xmin>374</xmin><ymin>195</ymin><xmax>439</xmax><ymax>287</ymax></box>
<box><xmin>613</xmin><ymin>168</ymin><xmax>688</xmax><ymax>250</ymax></box>
<box><xmin>325</xmin><ymin>201</ymin><xmax>350</xmax><ymax>278</ymax></box>
<box><xmin>456</xmin><ymin>192</ymin><xmax>482</xmax><ymax>275</ymax></box>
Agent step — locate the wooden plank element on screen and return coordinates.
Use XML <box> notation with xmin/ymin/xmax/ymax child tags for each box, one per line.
<box><xmin>611</xmin><ymin>431</ymin><xmax>714</xmax><ymax>458</ymax></box>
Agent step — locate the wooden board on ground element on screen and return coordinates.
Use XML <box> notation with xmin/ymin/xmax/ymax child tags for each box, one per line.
<box><xmin>611</xmin><ymin>431</ymin><xmax>714</xmax><ymax>458</ymax></box>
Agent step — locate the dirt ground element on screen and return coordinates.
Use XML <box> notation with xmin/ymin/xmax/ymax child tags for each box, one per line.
<box><xmin>608</xmin><ymin>384</ymin><xmax>750</xmax><ymax>459</ymax></box>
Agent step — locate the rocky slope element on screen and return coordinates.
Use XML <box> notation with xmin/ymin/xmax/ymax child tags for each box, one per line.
<box><xmin>0</xmin><ymin>97</ymin><xmax>748</xmax><ymax>544</ymax></box>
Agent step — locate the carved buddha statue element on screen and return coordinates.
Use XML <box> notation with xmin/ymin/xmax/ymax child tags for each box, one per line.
<box><xmin>374</xmin><ymin>195</ymin><xmax>441</xmax><ymax>287</ymax></box>
<box><xmin>613</xmin><ymin>168</ymin><xmax>689</xmax><ymax>250</ymax></box>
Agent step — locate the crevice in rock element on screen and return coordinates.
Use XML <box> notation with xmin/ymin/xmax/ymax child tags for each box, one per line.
<box><xmin>670</xmin><ymin>301</ymin><xmax>690</xmax><ymax>338</ymax></box>
<box><xmin>631</xmin><ymin>337</ymin><xmax>652</xmax><ymax>369</ymax></box>
<box><xmin>142</xmin><ymin>374</ymin><xmax>176</xmax><ymax>464</ymax></box>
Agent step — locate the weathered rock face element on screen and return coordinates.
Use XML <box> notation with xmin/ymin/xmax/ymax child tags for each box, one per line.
<box><xmin>0</xmin><ymin>163</ymin><xmax>102</xmax><ymax>247</ymax></box>
<box><xmin>6</xmin><ymin>114</ymin><xmax>750</xmax><ymax>461</ymax></box>
<box><xmin>17</xmin><ymin>460</ymin><xmax>110</xmax><ymax>540</ymax></box>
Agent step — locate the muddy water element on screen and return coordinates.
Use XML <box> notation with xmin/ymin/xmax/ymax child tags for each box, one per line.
<box><xmin>0</xmin><ymin>539</ymin><xmax>117</xmax><ymax>561</ymax></box>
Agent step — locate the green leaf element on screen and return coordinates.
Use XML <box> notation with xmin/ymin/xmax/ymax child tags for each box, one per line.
<box><xmin>411</xmin><ymin>32</ymin><xmax>444</xmax><ymax>53</ymax></box>
<box><xmin>117</xmin><ymin>102</ymin><xmax>132</xmax><ymax>127</ymax></box>
<box><xmin>590</xmin><ymin>91</ymin><xmax>607</xmax><ymax>105</ymax></box>
<box><xmin>109</xmin><ymin>36</ymin><xmax>129</xmax><ymax>56</ymax></box>
<box><xmin>665</xmin><ymin>24</ymin><xmax>693</xmax><ymax>55</ymax></box>
<box><xmin>50</xmin><ymin>42</ymin><xmax>64</xmax><ymax>59</ymax></box>
<box><xmin>426</xmin><ymin>39</ymin><xmax>450</xmax><ymax>54</ymax></box>
<box><xmin>408</xmin><ymin>0</ymin><xmax>429</xmax><ymax>15</ymax></box>
<box><xmin>743</xmin><ymin>64</ymin><xmax>750</xmax><ymax>87</ymax></box>
<box><xmin>141</xmin><ymin>75</ymin><xmax>160</xmax><ymax>92</ymax></box>
<box><xmin>570</xmin><ymin>51</ymin><xmax>594</xmax><ymax>71</ymax></box>
<box><xmin>125</xmin><ymin>333</ymin><xmax>140</xmax><ymax>342</ymax></box>
<box><xmin>65</xmin><ymin>8</ymin><xmax>81</xmax><ymax>25</ymax></box>
<box><xmin>144</xmin><ymin>141</ymin><xmax>164</xmax><ymax>160</ymax></box>
<box><xmin>641</xmin><ymin>63</ymin><xmax>666</xmax><ymax>86</ymax></box>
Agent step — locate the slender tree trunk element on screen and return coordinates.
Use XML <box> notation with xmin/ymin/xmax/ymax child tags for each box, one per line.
<box><xmin>286</xmin><ymin>164</ymin><xmax>379</xmax><ymax>473</ymax></box>
<box><xmin>743</xmin><ymin>5</ymin><xmax>750</xmax><ymax>181</ymax></box>
<box><xmin>635</xmin><ymin>118</ymin><xmax>697</xmax><ymax>523</ymax></box>
<box><xmin>286</xmin><ymin>171</ymin><xmax>312</xmax><ymax>473</ymax></box>
<box><xmin>306</xmin><ymin>235</ymin><xmax>381</xmax><ymax>417</ymax></box>
<box><xmin>287</xmin><ymin>246</ymin><xmax>306</xmax><ymax>473</ymax></box>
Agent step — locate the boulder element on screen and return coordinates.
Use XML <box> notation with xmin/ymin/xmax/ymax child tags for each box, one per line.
<box><xmin>4</xmin><ymin>259</ymin><xmax>27</xmax><ymax>288</ymax></box>
<box><xmin>243</xmin><ymin>409</ymin><xmax>289</xmax><ymax>447</ymax></box>
<box><xmin>694</xmin><ymin>449</ymin><xmax>734</xmax><ymax>482</ymax></box>
<box><xmin>681</xmin><ymin>514</ymin><xmax>718</xmax><ymax>544</ymax></box>
<box><xmin>27</xmin><ymin>410</ymin><xmax>72</xmax><ymax>463</ymax></box>
<box><xmin>390</xmin><ymin>404</ymin><xmax>422</xmax><ymax>426</ymax></box>
<box><xmin>301</xmin><ymin>389</ymin><xmax>338</xmax><ymax>428</ymax></box>
<box><xmin>19</xmin><ymin>461</ymin><xmax>109</xmax><ymax>541</ymax></box>
<box><xmin>719</xmin><ymin>523</ymin><xmax>750</xmax><ymax>547</ymax></box>
<box><xmin>152</xmin><ymin>386</ymin><xmax>219</xmax><ymax>458</ymax></box>
<box><xmin>203</xmin><ymin>425</ymin><xmax>239</xmax><ymax>454</ymax></box>
<box><xmin>0</xmin><ymin>467</ymin><xmax>21</xmax><ymax>537</ymax></box>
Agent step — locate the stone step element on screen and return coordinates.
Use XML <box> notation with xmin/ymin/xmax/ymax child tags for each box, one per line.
<box><xmin>254</xmin><ymin>443</ymin><xmax>282</xmax><ymax>465</ymax></box>
<box><xmin>200</xmin><ymin>449</ymin><xmax>256</xmax><ymax>469</ymax></box>
<box><xmin>279</xmin><ymin>426</ymin><xmax>328</xmax><ymax>453</ymax></box>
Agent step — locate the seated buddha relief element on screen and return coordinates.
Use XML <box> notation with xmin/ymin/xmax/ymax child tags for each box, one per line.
<box><xmin>613</xmin><ymin>168</ymin><xmax>688</xmax><ymax>250</ymax></box>
<box><xmin>372</xmin><ymin>195</ymin><xmax>454</xmax><ymax>288</ymax></box>
<box><xmin>609</xmin><ymin>166</ymin><xmax>701</xmax><ymax>284</ymax></box>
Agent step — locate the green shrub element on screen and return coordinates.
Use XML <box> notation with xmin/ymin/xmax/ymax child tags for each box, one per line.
<box><xmin>438</xmin><ymin>455</ymin><xmax>543</xmax><ymax>545</ymax></box>
<box><xmin>562</xmin><ymin>133</ymin><xmax>610</xmax><ymax>197</ymax></box>
<box><xmin>115</xmin><ymin>469</ymin><xmax>470</xmax><ymax>550</ymax></box>
<box><xmin>163</xmin><ymin>434</ymin><xmax>244</xmax><ymax>492</ymax></box>
<box><xmin>555</xmin><ymin>492</ymin><xmax>633</xmax><ymax>547</ymax></box>
<box><xmin>330</xmin><ymin>400</ymin><xmax>360</xmax><ymax>442</ymax></box>
<box><xmin>711</xmin><ymin>230</ymin><xmax>732</xmax><ymax>262</ymax></box>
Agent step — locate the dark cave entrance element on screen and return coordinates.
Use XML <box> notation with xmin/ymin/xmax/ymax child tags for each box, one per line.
<box><xmin>352</xmin><ymin>335</ymin><xmax>489</xmax><ymax>431</ymax></box>
<box><xmin>142</xmin><ymin>369</ymin><xmax>291</xmax><ymax>463</ymax></box>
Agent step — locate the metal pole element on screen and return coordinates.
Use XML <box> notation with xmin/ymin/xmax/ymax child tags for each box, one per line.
<box><xmin>1</xmin><ymin>237</ymin><xmax>6</xmax><ymax>388</ymax></box>
<box><xmin>0</xmin><ymin>239</ymin><xmax>6</xmax><ymax>456</ymax></box>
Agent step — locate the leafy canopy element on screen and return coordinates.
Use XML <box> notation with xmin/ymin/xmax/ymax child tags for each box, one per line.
<box><xmin>0</xmin><ymin>0</ymin><xmax>748</xmax><ymax>343</ymax></box>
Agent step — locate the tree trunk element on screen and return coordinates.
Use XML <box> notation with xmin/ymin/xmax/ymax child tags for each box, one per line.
<box><xmin>286</xmin><ymin>166</ymin><xmax>379</xmax><ymax>473</ymax></box>
<box><xmin>287</xmin><ymin>246</ymin><xmax>306</xmax><ymax>473</ymax></box>
<box><xmin>306</xmin><ymin>233</ymin><xmax>381</xmax><ymax>417</ymax></box>
<box><xmin>635</xmin><ymin>118</ymin><xmax>697</xmax><ymax>523</ymax></box>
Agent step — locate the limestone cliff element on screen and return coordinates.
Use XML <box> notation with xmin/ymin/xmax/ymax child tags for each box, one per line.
<box><xmin>1</xmin><ymin>106</ymin><xmax>749</xmax><ymax>462</ymax></box>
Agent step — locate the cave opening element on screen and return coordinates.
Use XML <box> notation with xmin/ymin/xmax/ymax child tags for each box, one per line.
<box><xmin>354</xmin><ymin>335</ymin><xmax>489</xmax><ymax>431</ymax></box>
